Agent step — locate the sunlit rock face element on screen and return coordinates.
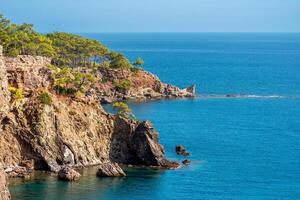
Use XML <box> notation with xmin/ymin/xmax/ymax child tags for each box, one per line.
<box><xmin>0</xmin><ymin>46</ymin><xmax>10</xmax><ymax>121</ymax></box>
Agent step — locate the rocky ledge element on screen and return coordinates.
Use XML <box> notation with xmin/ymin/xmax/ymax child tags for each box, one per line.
<box><xmin>0</xmin><ymin>169</ymin><xmax>11</xmax><ymax>200</ymax></box>
<box><xmin>0</xmin><ymin>46</ymin><xmax>189</xmax><ymax>199</ymax></box>
<box><xmin>3</xmin><ymin>55</ymin><xmax>196</xmax><ymax>104</ymax></box>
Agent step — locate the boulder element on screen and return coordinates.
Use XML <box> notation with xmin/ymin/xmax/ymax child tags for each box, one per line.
<box><xmin>96</xmin><ymin>162</ymin><xmax>126</xmax><ymax>177</ymax></box>
<box><xmin>176</xmin><ymin>145</ymin><xmax>190</xmax><ymax>156</ymax></box>
<box><xmin>182</xmin><ymin>159</ymin><xmax>191</xmax><ymax>165</ymax></box>
<box><xmin>131</xmin><ymin>121</ymin><xmax>180</xmax><ymax>168</ymax></box>
<box><xmin>58</xmin><ymin>166</ymin><xmax>81</xmax><ymax>181</ymax></box>
<box><xmin>20</xmin><ymin>159</ymin><xmax>35</xmax><ymax>171</ymax></box>
<box><xmin>5</xmin><ymin>166</ymin><xmax>31</xmax><ymax>179</ymax></box>
<box><xmin>0</xmin><ymin>169</ymin><xmax>10</xmax><ymax>200</ymax></box>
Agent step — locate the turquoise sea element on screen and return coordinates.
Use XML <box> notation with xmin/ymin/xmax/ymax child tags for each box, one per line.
<box><xmin>10</xmin><ymin>33</ymin><xmax>300</xmax><ymax>200</ymax></box>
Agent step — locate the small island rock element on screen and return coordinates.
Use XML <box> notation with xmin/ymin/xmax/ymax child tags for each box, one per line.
<box><xmin>175</xmin><ymin>145</ymin><xmax>190</xmax><ymax>156</ymax></box>
<box><xmin>58</xmin><ymin>167</ymin><xmax>81</xmax><ymax>181</ymax></box>
<box><xmin>97</xmin><ymin>162</ymin><xmax>126</xmax><ymax>177</ymax></box>
<box><xmin>182</xmin><ymin>159</ymin><xmax>191</xmax><ymax>165</ymax></box>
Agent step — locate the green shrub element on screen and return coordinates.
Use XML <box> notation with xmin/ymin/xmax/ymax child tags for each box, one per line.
<box><xmin>9</xmin><ymin>86</ymin><xmax>24</xmax><ymax>101</ymax></box>
<box><xmin>130</xmin><ymin>67</ymin><xmax>142</xmax><ymax>73</ymax></box>
<box><xmin>113</xmin><ymin>79</ymin><xmax>132</xmax><ymax>93</ymax></box>
<box><xmin>112</xmin><ymin>102</ymin><xmax>136</xmax><ymax>119</ymax></box>
<box><xmin>38</xmin><ymin>92</ymin><xmax>52</xmax><ymax>105</ymax></box>
<box><xmin>109</xmin><ymin>52</ymin><xmax>132</xmax><ymax>69</ymax></box>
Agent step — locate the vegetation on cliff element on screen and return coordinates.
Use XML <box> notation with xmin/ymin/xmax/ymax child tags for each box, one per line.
<box><xmin>0</xmin><ymin>14</ymin><xmax>142</xmax><ymax>72</ymax></box>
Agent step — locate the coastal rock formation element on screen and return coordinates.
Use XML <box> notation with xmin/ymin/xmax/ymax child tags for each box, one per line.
<box><xmin>0</xmin><ymin>46</ymin><xmax>10</xmax><ymax>121</ymax></box>
<box><xmin>175</xmin><ymin>145</ymin><xmax>190</xmax><ymax>156</ymax></box>
<box><xmin>4</xmin><ymin>55</ymin><xmax>52</xmax><ymax>91</ymax></box>
<box><xmin>58</xmin><ymin>166</ymin><xmax>81</xmax><ymax>181</ymax></box>
<box><xmin>0</xmin><ymin>169</ymin><xmax>10</xmax><ymax>200</ymax></box>
<box><xmin>130</xmin><ymin>121</ymin><xmax>180</xmax><ymax>168</ymax></box>
<box><xmin>92</xmin><ymin>67</ymin><xmax>196</xmax><ymax>103</ymax></box>
<box><xmin>0</xmin><ymin>93</ymin><xmax>178</xmax><ymax>171</ymax></box>
<box><xmin>96</xmin><ymin>162</ymin><xmax>126</xmax><ymax>177</ymax></box>
<box><xmin>182</xmin><ymin>159</ymin><xmax>191</xmax><ymax>165</ymax></box>
<box><xmin>0</xmin><ymin>46</ymin><xmax>185</xmax><ymax>196</ymax></box>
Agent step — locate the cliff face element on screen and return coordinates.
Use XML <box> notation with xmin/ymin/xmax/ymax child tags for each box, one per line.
<box><xmin>4</xmin><ymin>55</ymin><xmax>52</xmax><ymax>90</ymax></box>
<box><xmin>94</xmin><ymin>67</ymin><xmax>196</xmax><ymax>103</ymax></box>
<box><xmin>0</xmin><ymin>49</ymin><xmax>179</xmax><ymax>173</ymax></box>
<box><xmin>0</xmin><ymin>94</ymin><xmax>177</xmax><ymax>172</ymax></box>
<box><xmin>0</xmin><ymin>169</ymin><xmax>10</xmax><ymax>200</ymax></box>
<box><xmin>0</xmin><ymin>46</ymin><xmax>10</xmax><ymax>121</ymax></box>
<box><xmin>0</xmin><ymin>46</ymin><xmax>11</xmax><ymax>200</ymax></box>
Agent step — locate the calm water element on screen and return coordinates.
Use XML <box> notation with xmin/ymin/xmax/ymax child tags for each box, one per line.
<box><xmin>10</xmin><ymin>33</ymin><xmax>300</xmax><ymax>199</ymax></box>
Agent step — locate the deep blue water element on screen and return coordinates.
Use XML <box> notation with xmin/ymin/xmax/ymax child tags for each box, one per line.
<box><xmin>10</xmin><ymin>33</ymin><xmax>300</xmax><ymax>200</ymax></box>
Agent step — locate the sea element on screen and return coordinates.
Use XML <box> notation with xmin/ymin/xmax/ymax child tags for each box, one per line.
<box><xmin>9</xmin><ymin>33</ymin><xmax>300</xmax><ymax>200</ymax></box>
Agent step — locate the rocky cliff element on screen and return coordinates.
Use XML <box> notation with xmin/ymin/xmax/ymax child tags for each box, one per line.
<box><xmin>0</xmin><ymin>48</ymin><xmax>189</xmax><ymax>198</ymax></box>
<box><xmin>0</xmin><ymin>46</ymin><xmax>10</xmax><ymax>121</ymax></box>
<box><xmin>93</xmin><ymin>67</ymin><xmax>196</xmax><ymax>103</ymax></box>
<box><xmin>0</xmin><ymin>169</ymin><xmax>10</xmax><ymax>200</ymax></box>
<box><xmin>0</xmin><ymin>48</ymin><xmax>180</xmax><ymax>173</ymax></box>
<box><xmin>0</xmin><ymin>46</ymin><xmax>11</xmax><ymax>200</ymax></box>
<box><xmin>0</xmin><ymin>93</ymin><xmax>178</xmax><ymax>172</ymax></box>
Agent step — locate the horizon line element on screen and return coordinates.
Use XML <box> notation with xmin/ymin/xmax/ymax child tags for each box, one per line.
<box><xmin>40</xmin><ymin>31</ymin><xmax>300</xmax><ymax>34</ymax></box>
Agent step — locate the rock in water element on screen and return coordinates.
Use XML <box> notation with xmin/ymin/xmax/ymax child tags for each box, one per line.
<box><xmin>97</xmin><ymin>162</ymin><xmax>126</xmax><ymax>177</ymax></box>
<box><xmin>131</xmin><ymin>121</ymin><xmax>180</xmax><ymax>168</ymax></box>
<box><xmin>182</xmin><ymin>159</ymin><xmax>191</xmax><ymax>165</ymax></box>
<box><xmin>58</xmin><ymin>167</ymin><xmax>81</xmax><ymax>181</ymax></box>
<box><xmin>175</xmin><ymin>145</ymin><xmax>190</xmax><ymax>156</ymax></box>
<box><xmin>0</xmin><ymin>169</ymin><xmax>11</xmax><ymax>200</ymax></box>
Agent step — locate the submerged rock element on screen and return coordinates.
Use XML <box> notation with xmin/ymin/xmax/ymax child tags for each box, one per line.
<box><xmin>0</xmin><ymin>169</ymin><xmax>10</xmax><ymax>200</ymax></box>
<box><xmin>182</xmin><ymin>159</ymin><xmax>191</xmax><ymax>165</ymax></box>
<box><xmin>97</xmin><ymin>162</ymin><xmax>126</xmax><ymax>177</ymax></box>
<box><xmin>4</xmin><ymin>166</ymin><xmax>31</xmax><ymax>179</ymax></box>
<box><xmin>175</xmin><ymin>145</ymin><xmax>190</xmax><ymax>156</ymax></box>
<box><xmin>58</xmin><ymin>166</ymin><xmax>81</xmax><ymax>181</ymax></box>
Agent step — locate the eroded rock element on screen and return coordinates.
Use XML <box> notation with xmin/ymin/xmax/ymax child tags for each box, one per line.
<box><xmin>58</xmin><ymin>166</ymin><xmax>81</xmax><ymax>181</ymax></box>
<box><xmin>130</xmin><ymin>121</ymin><xmax>180</xmax><ymax>168</ymax></box>
<box><xmin>96</xmin><ymin>162</ymin><xmax>126</xmax><ymax>177</ymax></box>
<box><xmin>0</xmin><ymin>169</ymin><xmax>11</xmax><ymax>200</ymax></box>
<box><xmin>0</xmin><ymin>46</ymin><xmax>10</xmax><ymax>121</ymax></box>
<box><xmin>176</xmin><ymin>145</ymin><xmax>190</xmax><ymax>156</ymax></box>
<box><xmin>182</xmin><ymin>159</ymin><xmax>191</xmax><ymax>165</ymax></box>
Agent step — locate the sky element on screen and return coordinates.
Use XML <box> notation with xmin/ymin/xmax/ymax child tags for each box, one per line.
<box><xmin>1</xmin><ymin>0</ymin><xmax>299</xmax><ymax>33</ymax></box>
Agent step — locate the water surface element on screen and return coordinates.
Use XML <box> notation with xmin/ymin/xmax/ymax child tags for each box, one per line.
<box><xmin>10</xmin><ymin>33</ymin><xmax>300</xmax><ymax>199</ymax></box>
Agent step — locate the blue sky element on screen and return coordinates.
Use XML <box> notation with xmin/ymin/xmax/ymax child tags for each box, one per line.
<box><xmin>1</xmin><ymin>0</ymin><xmax>299</xmax><ymax>33</ymax></box>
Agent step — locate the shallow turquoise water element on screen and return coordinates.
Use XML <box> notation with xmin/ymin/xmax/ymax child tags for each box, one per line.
<box><xmin>10</xmin><ymin>33</ymin><xmax>300</xmax><ymax>199</ymax></box>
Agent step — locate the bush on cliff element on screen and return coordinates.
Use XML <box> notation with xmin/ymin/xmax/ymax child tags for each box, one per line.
<box><xmin>8</xmin><ymin>86</ymin><xmax>24</xmax><ymax>102</ymax></box>
<box><xmin>46</xmin><ymin>32</ymin><xmax>109</xmax><ymax>67</ymax></box>
<box><xmin>0</xmin><ymin>15</ymin><xmax>56</xmax><ymax>57</ymax></box>
<box><xmin>109</xmin><ymin>52</ymin><xmax>132</xmax><ymax>69</ymax></box>
<box><xmin>38</xmin><ymin>92</ymin><xmax>52</xmax><ymax>105</ymax></box>
<box><xmin>112</xmin><ymin>102</ymin><xmax>136</xmax><ymax>119</ymax></box>
<box><xmin>0</xmin><ymin>14</ymin><xmax>108</xmax><ymax>68</ymax></box>
<box><xmin>113</xmin><ymin>79</ymin><xmax>132</xmax><ymax>93</ymax></box>
<box><xmin>50</xmin><ymin>66</ymin><xmax>95</xmax><ymax>95</ymax></box>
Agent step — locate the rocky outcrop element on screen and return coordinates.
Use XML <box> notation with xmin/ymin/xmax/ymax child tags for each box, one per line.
<box><xmin>0</xmin><ymin>49</ymin><xmax>183</xmax><ymax>198</ymax></box>
<box><xmin>0</xmin><ymin>46</ymin><xmax>10</xmax><ymax>121</ymax></box>
<box><xmin>129</xmin><ymin>121</ymin><xmax>180</xmax><ymax>168</ymax></box>
<box><xmin>0</xmin><ymin>93</ymin><xmax>178</xmax><ymax>172</ymax></box>
<box><xmin>93</xmin><ymin>67</ymin><xmax>196</xmax><ymax>103</ymax></box>
<box><xmin>176</xmin><ymin>145</ymin><xmax>190</xmax><ymax>156</ymax></box>
<box><xmin>0</xmin><ymin>169</ymin><xmax>10</xmax><ymax>200</ymax></box>
<box><xmin>182</xmin><ymin>159</ymin><xmax>191</xmax><ymax>165</ymax></box>
<box><xmin>97</xmin><ymin>162</ymin><xmax>126</xmax><ymax>177</ymax></box>
<box><xmin>4</xmin><ymin>55</ymin><xmax>52</xmax><ymax>91</ymax></box>
<box><xmin>58</xmin><ymin>166</ymin><xmax>81</xmax><ymax>181</ymax></box>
